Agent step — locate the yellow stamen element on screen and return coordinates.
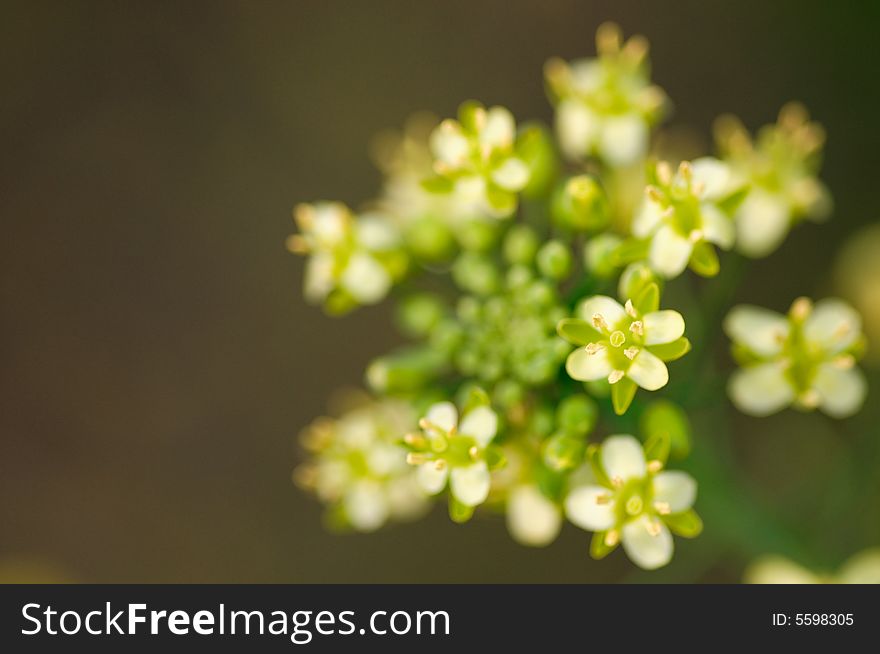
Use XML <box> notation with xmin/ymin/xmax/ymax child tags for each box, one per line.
<box><xmin>607</xmin><ymin>369</ymin><xmax>625</xmax><ymax>384</ymax></box>
<box><xmin>624</xmin><ymin>347</ymin><xmax>639</xmax><ymax>361</ymax></box>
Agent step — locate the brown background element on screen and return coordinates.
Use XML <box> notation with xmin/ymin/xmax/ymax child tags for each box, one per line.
<box><xmin>2</xmin><ymin>0</ymin><xmax>878</xmax><ymax>582</ymax></box>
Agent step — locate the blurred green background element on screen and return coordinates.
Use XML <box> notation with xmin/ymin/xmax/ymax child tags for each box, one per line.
<box><xmin>1</xmin><ymin>0</ymin><xmax>879</xmax><ymax>582</ymax></box>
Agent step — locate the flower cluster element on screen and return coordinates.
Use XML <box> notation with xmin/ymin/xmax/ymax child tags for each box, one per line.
<box><xmin>290</xmin><ymin>23</ymin><xmax>868</xmax><ymax>573</ymax></box>
<box><xmin>286</xmin><ymin>202</ymin><xmax>407</xmax><ymax>313</ymax></box>
<box><xmin>545</xmin><ymin>22</ymin><xmax>667</xmax><ymax>166</ymax></box>
<box><xmin>294</xmin><ymin>398</ymin><xmax>429</xmax><ymax>532</ymax></box>
<box><xmin>725</xmin><ymin>297</ymin><xmax>867</xmax><ymax>417</ymax></box>
<box><xmin>715</xmin><ymin>103</ymin><xmax>831</xmax><ymax>257</ymax></box>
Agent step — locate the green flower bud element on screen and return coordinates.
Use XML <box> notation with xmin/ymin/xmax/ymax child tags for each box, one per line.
<box><xmin>503</xmin><ymin>224</ymin><xmax>540</xmax><ymax>265</ymax></box>
<box><xmin>551</xmin><ymin>175</ymin><xmax>610</xmax><ymax>231</ymax></box>
<box><xmin>640</xmin><ymin>400</ymin><xmax>692</xmax><ymax>460</ymax></box>
<box><xmin>618</xmin><ymin>262</ymin><xmax>661</xmax><ymax>303</ymax></box>
<box><xmin>536</xmin><ymin>240</ymin><xmax>573</xmax><ymax>280</ymax></box>
<box><xmin>556</xmin><ymin>395</ymin><xmax>598</xmax><ymax>436</ymax></box>
<box><xmin>583</xmin><ymin>233</ymin><xmax>623</xmax><ymax>278</ymax></box>
<box><xmin>493</xmin><ymin>378</ymin><xmax>525</xmax><ymax>409</ymax></box>
<box><xmin>366</xmin><ymin>347</ymin><xmax>448</xmax><ymax>394</ymax></box>
<box><xmin>542</xmin><ymin>432</ymin><xmax>585</xmax><ymax>471</ymax></box>
<box><xmin>403</xmin><ymin>216</ymin><xmax>456</xmax><ymax>262</ymax></box>
<box><xmin>515</xmin><ymin>123</ymin><xmax>560</xmax><ymax>199</ymax></box>
<box><xmin>456</xmin><ymin>218</ymin><xmax>500</xmax><ymax>252</ymax></box>
<box><xmin>452</xmin><ymin>252</ymin><xmax>500</xmax><ymax>296</ymax></box>
<box><xmin>396</xmin><ymin>293</ymin><xmax>446</xmax><ymax>337</ymax></box>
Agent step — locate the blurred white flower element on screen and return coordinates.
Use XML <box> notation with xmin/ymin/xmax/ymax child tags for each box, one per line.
<box><xmin>724</xmin><ymin>297</ymin><xmax>867</xmax><ymax>418</ymax></box>
<box><xmin>295</xmin><ymin>399</ymin><xmax>429</xmax><ymax>532</ymax></box>
<box><xmin>506</xmin><ymin>484</ymin><xmax>562</xmax><ymax>547</ymax></box>
<box><xmin>715</xmin><ymin>103</ymin><xmax>831</xmax><ymax>257</ymax></box>
<box><xmin>287</xmin><ymin>202</ymin><xmax>406</xmax><ymax>310</ymax></box>
<box><xmin>545</xmin><ymin>22</ymin><xmax>667</xmax><ymax>166</ymax></box>
<box><xmin>427</xmin><ymin>102</ymin><xmax>531</xmax><ymax>219</ymax></box>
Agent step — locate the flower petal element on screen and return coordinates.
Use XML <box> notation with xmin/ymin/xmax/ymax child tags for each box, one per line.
<box><xmin>652</xmin><ymin>471</ymin><xmax>697</xmax><ymax>513</ymax></box>
<box><xmin>649</xmin><ymin>225</ymin><xmax>693</xmax><ymax>278</ymax></box>
<box><xmin>416</xmin><ymin>462</ymin><xmax>449</xmax><ymax>495</ymax></box>
<box><xmin>723</xmin><ymin>305</ymin><xmax>789</xmax><ymax>357</ymax></box>
<box><xmin>491</xmin><ymin>157</ymin><xmax>530</xmax><ymax>191</ymax></box>
<box><xmin>621</xmin><ymin>514</ymin><xmax>674</xmax><ymax>570</ymax></box>
<box><xmin>577</xmin><ymin>295</ymin><xmax>627</xmax><ymax>325</ymax></box>
<box><xmin>690</xmin><ymin>157</ymin><xmax>731</xmax><ymax>200</ymax></box>
<box><xmin>632</xmin><ymin>199</ymin><xmax>664</xmax><ymax>238</ymax></box>
<box><xmin>344</xmin><ymin>481</ymin><xmax>389</xmax><ymax>532</ymax></box>
<box><xmin>425</xmin><ymin>401</ymin><xmax>458</xmax><ymax>432</ymax></box>
<box><xmin>701</xmin><ymin>203</ymin><xmax>735</xmax><ymax>249</ymax></box>
<box><xmin>507</xmin><ymin>485</ymin><xmax>562</xmax><ymax>547</ymax></box>
<box><xmin>341</xmin><ymin>253</ymin><xmax>391</xmax><ymax>304</ymax></box>
<box><xmin>745</xmin><ymin>556</ymin><xmax>820</xmax><ymax>584</ymax></box>
<box><xmin>430</xmin><ymin>121</ymin><xmax>470</xmax><ymax>167</ymax></box>
<box><xmin>599</xmin><ymin>113</ymin><xmax>649</xmax><ymax>166</ymax></box>
<box><xmin>564</xmin><ymin>484</ymin><xmax>616</xmax><ymax>531</ymax></box>
<box><xmin>480</xmin><ymin>106</ymin><xmax>516</xmax><ymax>148</ymax></box>
<box><xmin>566</xmin><ymin>347</ymin><xmax>613</xmax><ymax>381</ymax></box>
<box><xmin>837</xmin><ymin>548</ymin><xmax>880</xmax><ymax>584</ymax></box>
<box><xmin>803</xmin><ymin>298</ymin><xmax>862</xmax><ymax>355</ymax></box>
<box><xmin>812</xmin><ymin>363</ymin><xmax>867</xmax><ymax>418</ymax></box>
<box><xmin>643</xmin><ymin>310</ymin><xmax>686</xmax><ymax>345</ymax></box>
<box><xmin>626</xmin><ymin>349</ymin><xmax>669</xmax><ymax>391</ymax></box>
<box><xmin>601</xmin><ymin>435</ymin><xmax>646</xmax><ymax>482</ymax></box>
<box><xmin>458</xmin><ymin>405</ymin><xmax>498</xmax><ymax>447</ymax></box>
<box><xmin>556</xmin><ymin>100</ymin><xmax>598</xmax><ymax>159</ymax></box>
<box><xmin>450</xmin><ymin>461</ymin><xmax>491</xmax><ymax>507</ymax></box>
<box><xmin>734</xmin><ymin>190</ymin><xmax>791</xmax><ymax>258</ymax></box>
<box><xmin>728</xmin><ymin>362</ymin><xmax>794</xmax><ymax>416</ymax></box>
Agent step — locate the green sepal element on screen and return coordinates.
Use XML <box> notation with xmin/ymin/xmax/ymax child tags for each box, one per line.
<box><xmin>643</xmin><ymin>430</ymin><xmax>671</xmax><ymax>466</ymax></box>
<box><xmin>716</xmin><ymin>185</ymin><xmax>750</xmax><ymax>215</ymax></box>
<box><xmin>542</xmin><ymin>432</ymin><xmax>585</xmax><ymax>472</ymax></box>
<box><xmin>449</xmin><ymin>497</ymin><xmax>476</xmax><ymax>524</ymax></box>
<box><xmin>556</xmin><ymin>318</ymin><xmax>602</xmax><ymax>346</ymax></box>
<box><xmin>484</xmin><ymin>445</ymin><xmax>507</xmax><ymax>471</ymax></box>
<box><xmin>611</xmin><ymin>238</ymin><xmax>650</xmax><ymax>266</ymax></box>
<box><xmin>485</xmin><ymin>183</ymin><xmax>516</xmax><ymax>217</ymax></box>
<box><xmin>689</xmin><ymin>241</ymin><xmax>720</xmax><ymax>277</ymax></box>
<box><xmin>640</xmin><ymin>399</ymin><xmax>692</xmax><ymax>460</ymax></box>
<box><xmin>460</xmin><ymin>385</ymin><xmax>491</xmax><ymax>414</ymax></box>
<box><xmin>457</xmin><ymin>100</ymin><xmax>485</xmax><ymax>132</ymax></box>
<box><xmin>586</xmin><ymin>443</ymin><xmax>612</xmax><ymax>487</ymax></box>
<box><xmin>611</xmin><ymin>377</ymin><xmax>638</xmax><ymax>415</ymax></box>
<box><xmin>663</xmin><ymin>509</ymin><xmax>703</xmax><ymax>538</ymax></box>
<box><xmin>647</xmin><ymin>337</ymin><xmax>692</xmax><ymax>362</ymax></box>
<box><xmin>634</xmin><ymin>282</ymin><xmax>660</xmax><ymax>315</ymax></box>
<box><xmin>590</xmin><ymin>531</ymin><xmax>619</xmax><ymax>560</ymax></box>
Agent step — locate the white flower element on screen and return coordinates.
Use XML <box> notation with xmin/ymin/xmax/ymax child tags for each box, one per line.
<box><xmin>296</xmin><ymin>399</ymin><xmax>430</xmax><ymax>532</ymax></box>
<box><xmin>545</xmin><ymin>23</ymin><xmax>666</xmax><ymax>166</ymax></box>
<box><xmin>632</xmin><ymin>159</ymin><xmax>736</xmax><ymax>279</ymax></box>
<box><xmin>724</xmin><ymin>297</ymin><xmax>867</xmax><ymax>418</ymax></box>
<box><xmin>287</xmin><ymin>202</ymin><xmax>404</xmax><ymax>309</ymax></box>
<box><xmin>715</xmin><ymin>103</ymin><xmax>831</xmax><ymax>257</ymax></box>
<box><xmin>407</xmin><ymin>401</ymin><xmax>500</xmax><ymax>508</ymax></box>
<box><xmin>428</xmin><ymin>102</ymin><xmax>530</xmax><ymax>219</ymax></box>
<box><xmin>560</xmin><ymin>295</ymin><xmax>690</xmax><ymax>413</ymax></box>
<box><xmin>746</xmin><ymin>548</ymin><xmax>880</xmax><ymax>584</ymax></box>
<box><xmin>506</xmin><ymin>485</ymin><xmax>562</xmax><ymax>547</ymax></box>
<box><xmin>564</xmin><ymin>435</ymin><xmax>700</xmax><ymax>570</ymax></box>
